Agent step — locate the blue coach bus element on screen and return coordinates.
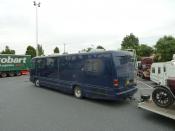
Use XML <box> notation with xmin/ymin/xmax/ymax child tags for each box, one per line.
<box><xmin>30</xmin><ymin>51</ymin><xmax>137</xmax><ymax>100</ymax></box>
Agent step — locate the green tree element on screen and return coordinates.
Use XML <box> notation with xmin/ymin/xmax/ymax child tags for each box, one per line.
<box><xmin>137</xmin><ymin>44</ymin><xmax>154</xmax><ymax>58</ymax></box>
<box><xmin>153</xmin><ymin>53</ymin><xmax>161</xmax><ymax>62</ymax></box>
<box><xmin>54</xmin><ymin>47</ymin><xmax>60</xmax><ymax>53</ymax></box>
<box><xmin>80</xmin><ymin>47</ymin><xmax>93</xmax><ymax>52</ymax></box>
<box><xmin>37</xmin><ymin>44</ymin><xmax>44</xmax><ymax>56</ymax></box>
<box><xmin>155</xmin><ymin>36</ymin><xmax>175</xmax><ymax>62</ymax></box>
<box><xmin>25</xmin><ymin>45</ymin><xmax>36</xmax><ymax>58</ymax></box>
<box><xmin>1</xmin><ymin>46</ymin><xmax>15</xmax><ymax>54</ymax></box>
<box><xmin>121</xmin><ymin>33</ymin><xmax>139</xmax><ymax>50</ymax></box>
<box><xmin>96</xmin><ymin>45</ymin><xmax>105</xmax><ymax>50</ymax></box>
<box><xmin>86</xmin><ymin>47</ymin><xmax>92</xmax><ymax>52</ymax></box>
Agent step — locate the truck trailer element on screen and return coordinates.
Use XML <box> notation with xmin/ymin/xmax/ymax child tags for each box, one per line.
<box><xmin>138</xmin><ymin>100</ymin><xmax>175</xmax><ymax>120</ymax></box>
<box><xmin>0</xmin><ymin>54</ymin><xmax>31</xmax><ymax>78</ymax></box>
<box><xmin>139</xmin><ymin>83</ymin><xmax>175</xmax><ymax>120</ymax></box>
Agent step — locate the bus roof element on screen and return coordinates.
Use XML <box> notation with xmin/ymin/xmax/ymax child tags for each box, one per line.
<box><xmin>32</xmin><ymin>50</ymin><xmax>132</xmax><ymax>59</ymax></box>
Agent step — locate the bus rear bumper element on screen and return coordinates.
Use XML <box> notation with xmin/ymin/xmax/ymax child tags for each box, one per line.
<box><xmin>93</xmin><ymin>87</ymin><xmax>138</xmax><ymax>101</ymax></box>
<box><xmin>112</xmin><ymin>87</ymin><xmax>138</xmax><ymax>100</ymax></box>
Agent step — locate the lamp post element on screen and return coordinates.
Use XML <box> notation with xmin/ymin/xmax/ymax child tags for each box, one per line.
<box><xmin>33</xmin><ymin>1</ymin><xmax>40</xmax><ymax>56</ymax></box>
<box><xmin>64</xmin><ymin>43</ymin><xmax>66</xmax><ymax>54</ymax></box>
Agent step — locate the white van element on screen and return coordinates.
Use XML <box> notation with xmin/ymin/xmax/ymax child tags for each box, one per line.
<box><xmin>150</xmin><ymin>60</ymin><xmax>175</xmax><ymax>86</ymax></box>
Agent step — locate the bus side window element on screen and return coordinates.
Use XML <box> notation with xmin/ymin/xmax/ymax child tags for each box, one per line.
<box><xmin>59</xmin><ymin>57</ymin><xmax>67</xmax><ymax>72</ymax></box>
<box><xmin>31</xmin><ymin>59</ymin><xmax>35</xmax><ymax>69</ymax></box>
<box><xmin>46</xmin><ymin>58</ymin><xmax>54</xmax><ymax>69</ymax></box>
<box><xmin>46</xmin><ymin>57</ymin><xmax>58</xmax><ymax>78</ymax></box>
<box><xmin>36</xmin><ymin>59</ymin><xmax>45</xmax><ymax>69</ymax></box>
<box><xmin>84</xmin><ymin>60</ymin><xmax>93</xmax><ymax>72</ymax></box>
<box><xmin>84</xmin><ymin>59</ymin><xmax>104</xmax><ymax>75</ymax></box>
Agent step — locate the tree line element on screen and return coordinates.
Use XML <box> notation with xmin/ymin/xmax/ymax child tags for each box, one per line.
<box><xmin>0</xmin><ymin>44</ymin><xmax>60</xmax><ymax>58</ymax></box>
<box><xmin>1</xmin><ymin>34</ymin><xmax>175</xmax><ymax>62</ymax></box>
<box><xmin>0</xmin><ymin>44</ymin><xmax>104</xmax><ymax>58</ymax></box>
<box><xmin>121</xmin><ymin>33</ymin><xmax>175</xmax><ymax>62</ymax></box>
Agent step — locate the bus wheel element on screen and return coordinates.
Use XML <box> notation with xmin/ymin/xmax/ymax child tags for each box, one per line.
<box><xmin>74</xmin><ymin>86</ymin><xmax>83</xmax><ymax>99</ymax></box>
<box><xmin>1</xmin><ymin>73</ymin><xmax>7</xmax><ymax>78</ymax></box>
<box><xmin>152</xmin><ymin>87</ymin><xmax>174</xmax><ymax>108</ymax></box>
<box><xmin>35</xmin><ymin>79</ymin><xmax>40</xmax><ymax>87</ymax></box>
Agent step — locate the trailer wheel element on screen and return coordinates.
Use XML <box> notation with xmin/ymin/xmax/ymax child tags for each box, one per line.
<box><xmin>74</xmin><ymin>86</ymin><xmax>83</xmax><ymax>99</ymax></box>
<box><xmin>16</xmin><ymin>72</ymin><xmax>21</xmax><ymax>76</ymax></box>
<box><xmin>35</xmin><ymin>79</ymin><xmax>40</xmax><ymax>87</ymax></box>
<box><xmin>1</xmin><ymin>73</ymin><xmax>7</xmax><ymax>78</ymax></box>
<box><xmin>152</xmin><ymin>87</ymin><xmax>174</xmax><ymax>108</ymax></box>
<box><xmin>9</xmin><ymin>72</ymin><xmax>15</xmax><ymax>77</ymax></box>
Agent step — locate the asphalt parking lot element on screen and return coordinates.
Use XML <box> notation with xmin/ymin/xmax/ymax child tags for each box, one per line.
<box><xmin>0</xmin><ymin>76</ymin><xmax>174</xmax><ymax>131</ymax></box>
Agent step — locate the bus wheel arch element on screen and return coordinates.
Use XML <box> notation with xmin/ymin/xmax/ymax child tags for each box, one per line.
<box><xmin>72</xmin><ymin>85</ymin><xmax>83</xmax><ymax>99</ymax></box>
<box><xmin>34</xmin><ymin>79</ymin><xmax>40</xmax><ymax>87</ymax></box>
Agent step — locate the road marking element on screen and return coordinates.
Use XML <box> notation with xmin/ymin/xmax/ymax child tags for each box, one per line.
<box><xmin>137</xmin><ymin>80</ymin><xmax>154</xmax><ymax>89</ymax></box>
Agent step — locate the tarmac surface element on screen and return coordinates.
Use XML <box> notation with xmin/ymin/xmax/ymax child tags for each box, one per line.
<box><xmin>0</xmin><ymin>76</ymin><xmax>174</xmax><ymax>131</ymax></box>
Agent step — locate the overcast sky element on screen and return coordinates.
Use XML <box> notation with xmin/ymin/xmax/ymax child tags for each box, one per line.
<box><xmin>0</xmin><ymin>0</ymin><xmax>175</xmax><ymax>55</ymax></box>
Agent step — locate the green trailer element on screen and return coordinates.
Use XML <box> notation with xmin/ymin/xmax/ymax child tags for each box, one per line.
<box><xmin>0</xmin><ymin>54</ymin><xmax>31</xmax><ymax>78</ymax></box>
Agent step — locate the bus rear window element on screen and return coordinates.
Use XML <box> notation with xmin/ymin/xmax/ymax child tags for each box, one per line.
<box><xmin>113</xmin><ymin>56</ymin><xmax>133</xmax><ymax>66</ymax></box>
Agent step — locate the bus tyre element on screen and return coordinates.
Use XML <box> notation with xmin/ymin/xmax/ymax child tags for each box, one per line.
<box><xmin>1</xmin><ymin>73</ymin><xmax>7</xmax><ymax>78</ymax></box>
<box><xmin>152</xmin><ymin>87</ymin><xmax>174</xmax><ymax>108</ymax></box>
<box><xmin>74</xmin><ymin>86</ymin><xmax>83</xmax><ymax>99</ymax></box>
<box><xmin>35</xmin><ymin>79</ymin><xmax>40</xmax><ymax>87</ymax></box>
